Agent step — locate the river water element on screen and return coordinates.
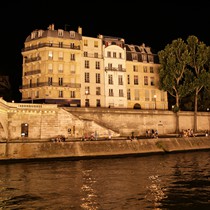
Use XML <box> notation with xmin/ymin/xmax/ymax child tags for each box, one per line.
<box><xmin>0</xmin><ymin>150</ymin><xmax>210</xmax><ymax>210</ymax></box>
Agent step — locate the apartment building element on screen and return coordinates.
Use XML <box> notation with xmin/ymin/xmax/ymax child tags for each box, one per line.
<box><xmin>99</xmin><ymin>35</ymin><xmax>127</xmax><ymax>108</ymax></box>
<box><xmin>82</xmin><ymin>35</ymin><xmax>104</xmax><ymax>107</ymax></box>
<box><xmin>126</xmin><ymin>44</ymin><xmax>168</xmax><ymax>109</ymax></box>
<box><xmin>20</xmin><ymin>24</ymin><xmax>83</xmax><ymax>106</ymax></box>
<box><xmin>20</xmin><ymin>24</ymin><xmax>168</xmax><ymax>109</ymax></box>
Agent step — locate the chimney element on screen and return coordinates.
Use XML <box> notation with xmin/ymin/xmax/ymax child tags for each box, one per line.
<box><xmin>78</xmin><ymin>26</ymin><xmax>82</xmax><ymax>35</ymax></box>
<box><xmin>51</xmin><ymin>24</ymin><xmax>55</xmax><ymax>30</ymax></box>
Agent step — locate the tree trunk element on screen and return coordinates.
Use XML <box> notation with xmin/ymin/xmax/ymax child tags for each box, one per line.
<box><xmin>194</xmin><ymin>89</ymin><xmax>198</xmax><ymax>132</ymax></box>
<box><xmin>175</xmin><ymin>95</ymin><xmax>180</xmax><ymax>134</ymax></box>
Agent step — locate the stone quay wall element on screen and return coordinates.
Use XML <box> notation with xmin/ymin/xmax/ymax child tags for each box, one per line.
<box><xmin>0</xmin><ymin>98</ymin><xmax>210</xmax><ymax>141</ymax></box>
<box><xmin>0</xmin><ymin>137</ymin><xmax>210</xmax><ymax>161</ymax></box>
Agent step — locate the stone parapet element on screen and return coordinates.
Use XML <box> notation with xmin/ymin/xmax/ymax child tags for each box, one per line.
<box><xmin>0</xmin><ymin>137</ymin><xmax>210</xmax><ymax>161</ymax></box>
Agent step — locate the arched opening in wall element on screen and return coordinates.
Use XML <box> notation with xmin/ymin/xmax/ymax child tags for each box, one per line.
<box><xmin>0</xmin><ymin>123</ymin><xmax>4</xmax><ymax>139</ymax></box>
<box><xmin>133</xmin><ymin>103</ymin><xmax>141</xmax><ymax>109</ymax></box>
<box><xmin>21</xmin><ymin>123</ymin><xmax>29</xmax><ymax>137</ymax></box>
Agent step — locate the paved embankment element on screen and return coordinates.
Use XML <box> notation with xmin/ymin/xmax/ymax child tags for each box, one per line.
<box><xmin>0</xmin><ymin>136</ymin><xmax>210</xmax><ymax>162</ymax></box>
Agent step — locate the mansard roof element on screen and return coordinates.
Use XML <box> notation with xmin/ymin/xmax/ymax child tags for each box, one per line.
<box><xmin>25</xmin><ymin>24</ymin><xmax>82</xmax><ymax>42</ymax></box>
<box><xmin>125</xmin><ymin>43</ymin><xmax>159</xmax><ymax>63</ymax></box>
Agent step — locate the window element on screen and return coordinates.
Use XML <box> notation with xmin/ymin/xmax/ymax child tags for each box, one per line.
<box><xmin>70</xmin><ymin>91</ymin><xmax>75</xmax><ymax>98</ymax></box>
<box><xmin>113</xmin><ymin>52</ymin><xmax>116</xmax><ymax>58</ymax></box>
<box><xmin>48</xmin><ymin>63</ymin><xmax>53</xmax><ymax>73</ymax></box>
<box><xmin>85</xmin><ymin>60</ymin><xmax>89</xmax><ymax>68</ymax></box>
<box><xmin>108</xmin><ymin>63</ymin><xmax>112</xmax><ymax>70</ymax></box>
<box><xmin>108</xmin><ymin>75</ymin><xmax>113</xmax><ymax>85</ymax></box>
<box><xmin>144</xmin><ymin>76</ymin><xmax>148</xmax><ymax>85</ymax></box>
<box><xmin>118</xmin><ymin>75</ymin><xmax>123</xmax><ymax>85</ymax></box>
<box><xmin>145</xmin><ymin>90</ymin><xmax>149</xmax><ymax>101</ymax></box>
<box><xmin>107</xmin><ymin>51</ymin><xmax>111</xmax><ymax>57</ymax></box>
<box><xmin>151</xmin><ymin>90</ymin><xmax>156</xmax><ymax>101</ymax></box>
<box><xmin>59</xmin><ymin>51</ymin><xmax>63</xmax><ymax>60</ymax></box>
<box><xmin>119</xmin><ymin>53</ymin><xmax>122</xmax><ymax>58</ymax></box>
<box><xmin>94</xmin><ymin>41</ymin><xmax>98</xmax><ymax>47</ymax></box>
<box><xmin>148</xmin><ymin>55</ymin><xmax>154</xmax><ymax>63</ymax></box>
<box><xmin>96</xmin><ymin>87</ymin><xmax>101</xmax><ymax>95</ymax></box>
<box><xmin>133</xmin><ymin>65</ymin><xmax>138</xmax><ymax>72</ymax></box>
<box><xmin>48</xmin><ymin>51</ymin><xmax>53</xmax><ymax>60</ymax></box>
<box><xmin>59</xmin><ymin>77</ymin><xmax>63</xmax><ymax>86</ymax></box>
<box><xmin>35</xmin><ymin>90</ymin><xmax>39</xmax><ymax>98</ymax></box>
<box><xmin>70</xmin><ymin>43</ymin><xmax>75</xmax><ymax>49</ymax></box>
<box><xmin>21</xmin><ymin>123</ymin><xmax>28</xmax><ymax>137</ymax></box>
<box><xmin>84</xmin><ymin>52</ymin><xmax>88</xmax><ymax>57</ymax></box>
<box><xmin>36</xmin><ymin>78</ymin><xmax>39</xmax><ymax>86</ymax></box>
<box><xmin>127</xmin><ymin>89</ymin><xmax>131</xmax><ymax>100</ymax></box>
<box><xmin>96</xmin><ymin>99</ymin><xmax>101</xmax><ymax>107</ymax></box>
<box><xmin>70</xmin><ymin>65</ymin><xmax>75</xmax><ymax>73</ymax></box>
<box><xmin>118</xmin><ymin>64</ymin><xmax>122</xmax><ymax>71</ymax></box>
<box><xmin>134</xmin><ymin>75</ymin><xmax>138</xmax><ymax>85</ymax></box>
<box><xmin>70</xmin><ymin>53</ymin><xmax>75</xmax><ymax>61</ymax></box>
<box><xmin>143</xmin><ymin>66</ymin><xmax>147</xmax><ymax>72</ymax></box>
<box><xmin>150</xmin><ymin>77</ymin><xmax>155</xmax><ymax>86</ymax></box>
<box><xmin>70</xmin><ymin>31</ymin><xmax>75</xmax><ymax>38</ymax></box>
<box><xmin>119</xmin><ymin>89</ymin><xmax>124</xmax><ymax>97</ymax></box>
<box><xmin>31</xmin><ymin>32</ymin><xmax>36</xmax><ymax>39</ymax></box>
<box><xmin>109</xmin><ymin>89</ymin><xmax>114</xmax><ymax>96</ymax></box>
<box><xmin>58</xmin><ymin>64</ymin><xmax>63</xmax><ymax>73</ymax></box>
<box><xmin>59</xmin><ymin>90</ymin><xmax>63</xmax><ymax>98</ymax></box>
<box><xmin>134</xmin><ymin>89</ymin><xmax>139</xmax><ymax>100</ymax></box>
<box><xmin>96</xmin><ymin>73</ymin><xmax>100</xmax><ymax>83</ymax></box>
<box><xmin>96</xmin><ymin>61</ymin><xmax>100</xmax><ymax>69</ymax></box>
<box><xmin>142</xmin><ymin>54</ymin><xmax>147</xmax><ymax>62</ymax></box>
<box><xmin>58</xmin><ymin>29</ymin><xmax>64</xmax><ymax>37</ymax></box>
<box><xmin>150</xmin><ymin>66</ymin><xmax>154</xmax><ymax>73</ymax></box>
<box><xmin>132</xmin><ymin>53</ymin><xmax>138</xmax><ymax>60</ymax></box>
<box><xmin>48</xmin><ymin>77</ymin><xmax>52</xmax><ymax>85</ymax></box>
<box><xmin>38</xmin><ymin>30</ymin><xmax>43</xmax><ymax>37</ymax></box>
<box><xmin>85</xmin><ymin>86</ymin><xmax>90</xmax><ymax>94</ymax></box>
<box><xmin>127</xmin><ymin>75</ymin><xmax>130</xmax><ymax>84</ymax></box>
<box><xmin>58</xmin><ymin>42</ymin><xmax>63</xmax><ymax>48</ymax></box>
<box><xmin>84</xmin><ymin>39</ymin><xmax>88</xmax><ymax>46</ymax></box>
<box><xmin>85</xmin><ymin>72</ymin><xmax>90</xmax><ymax>83</ymax></box>
<box><xmin>94</xmin><ymin>52</ymin><xmax>98</xmax><ymax>58</ymax></box>
<box><xmin>29</xmin><ymin>79</ymin><xmax>32</xmax><ymax>88</ymax></box>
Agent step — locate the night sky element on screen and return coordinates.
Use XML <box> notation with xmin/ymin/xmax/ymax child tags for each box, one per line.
<box><xmin>1</xmin><ymin>1</ymin><xmax>210</xmax><ymax>102</ymax></box>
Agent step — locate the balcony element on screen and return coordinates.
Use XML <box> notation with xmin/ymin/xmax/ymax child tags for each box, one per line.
<box><xmin>105</xmin><ymin>67</ymin><xmax>126</xmax><ymax>72</ymax></box>
<box><xmin>22</xmin><ymin>43</ymin><xmax>81</xmax><ymax>52</ymax></box>
<box><xmin>19</xmin><ymin>82</ymin><xmax>81</xmax><ymax>89</ymax></box>
<box><xmin>24</xmin><ymin>69</ymin><xmax>41</xmax><ymax>76</ymax></box>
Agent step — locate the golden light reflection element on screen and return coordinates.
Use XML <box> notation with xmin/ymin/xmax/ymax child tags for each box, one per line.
<box><xmin>80</xmin><ymin>169</ymin><xmax>99</xmax><ymax>210</ymax></box>
<box><xmin>145</xmin><ymin>175</ymin><xmax>168</xmax><ymax>209</ymax></box>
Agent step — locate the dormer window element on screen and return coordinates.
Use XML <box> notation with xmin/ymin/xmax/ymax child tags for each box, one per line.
<box><xmin>58</xmin><ymin>29</ymin><xmax>64</xmax><ymax>37</ymax></box>
<box><xmin>130</xmin><ymin>45</ymin><xmax>135</xmax><ymax>51</ymax></box>
<box><xmin>38</xmin><ymin>30</ymin><xmax>43</xmax><ymax>37</ymax></box>
<box><xmin>31</xmin><ymin>31</ymin><xmax>36</xmax><ymax>39</ymax></box>
<box><xmin>70</xmin><ymin>31</ymin><xmax>75</xmax><ymax>38</ymax></box>
<box><xmin>132</xmin><ymin>53</ymin><xmax>138</xmax><ymax>61</ymax></box>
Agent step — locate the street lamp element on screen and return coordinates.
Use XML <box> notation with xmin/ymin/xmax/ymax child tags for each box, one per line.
<box><xmin>154</xmin><ymin>95</ymin><xmax>157</xmax><ymax>109</ymax></box>
<box><xmin>85</xmin><ymin>90</ymin><xmax>89</xmax><ymax>107</ymax></box>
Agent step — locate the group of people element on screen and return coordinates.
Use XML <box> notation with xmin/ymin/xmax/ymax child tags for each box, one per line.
<box><xmin>50</xmin><ymin>135</ymin><xmax>66</xmax><ymax>142</ymax></box>
<box><xmin>145</xmin><ymin>129</ymin><xmax>158</xmax><ymax>138</ymax></box>
<box><xmin>179</xmin><ymin>129</ymin><xmax>195</xmax><ymax>137</ymax></box>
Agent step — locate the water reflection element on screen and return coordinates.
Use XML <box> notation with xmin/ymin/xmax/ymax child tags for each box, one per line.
<box><xmin>0</xmin><ymin>151</ymin><xmax>209</xmax><ymax>209</ymax></box>
<box><xmin>80</xmin><ymin>169</ymin><xmax>98</xmax><ymax>209</ymax></box>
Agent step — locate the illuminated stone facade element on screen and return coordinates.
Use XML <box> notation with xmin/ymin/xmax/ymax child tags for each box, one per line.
<box><xmin>20</xmin><ymin>24</ymin><xmax>168</xmax><ymax>109</ymax></box>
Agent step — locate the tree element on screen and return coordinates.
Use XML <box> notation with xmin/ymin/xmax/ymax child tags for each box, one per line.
<box><xmin>187</xmin><ymin>35</ymin><xmax>210</xmax><ymax>132</ymax></box>
<box><xmin>158</xmin><ymin>38</ymin><xmax>193</xmax><ymax>133</ymax></box>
